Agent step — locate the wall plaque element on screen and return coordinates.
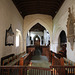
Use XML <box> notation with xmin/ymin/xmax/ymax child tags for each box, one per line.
<box><xmin>5</xmin><ymin>24</ymin><xmax>14</xmax><ymax>46</ymax></box>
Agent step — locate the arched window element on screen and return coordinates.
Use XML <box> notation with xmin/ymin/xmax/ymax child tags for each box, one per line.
<box><xmin>16</xmin><ymin>29</ymin><xmax>20</xmax><ymax>47</ymax></box>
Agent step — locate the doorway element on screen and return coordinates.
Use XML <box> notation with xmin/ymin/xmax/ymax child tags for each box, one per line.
<box><xmin>34</xmin><ymin>35</ymin><xmax>40</xmax><ymax>46</ymax></box>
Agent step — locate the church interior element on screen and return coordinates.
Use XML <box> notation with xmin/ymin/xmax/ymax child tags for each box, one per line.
<box><xmin>0</xmin><ymin>0</ymin><xmax>75</xmax><ymax>75</ymax></box>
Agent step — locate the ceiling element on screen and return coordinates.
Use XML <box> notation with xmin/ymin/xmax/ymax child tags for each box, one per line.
<box><xmin>29</xmin><ymin>23</ymin><xmax>46</xmax><ymax>32</ymax></box>
<box><xmin>12</xmin><ymin>0</ymin><xmax>65</xmax><ymax>18</ymax></box>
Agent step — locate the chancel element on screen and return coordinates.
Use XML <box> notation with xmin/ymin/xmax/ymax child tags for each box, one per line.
<box><xmin>0</xmin><ymin>0</ymin><xmax>75</xmax><ymax>75</ymax></box>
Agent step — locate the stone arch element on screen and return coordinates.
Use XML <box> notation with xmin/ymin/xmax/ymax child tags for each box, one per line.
<box><xmin>56</xmin><ymin>30</ymin><xmax>67</xmax><ymax>52</ymax></box>
<box><xmin>52</xmin><ymin>28</ymin><xmax>67</xmax><ymax>53</ymax></box>
<box><xmin>24</xmin><ymin>19</ymin><xmax>52</xmax><ymax>38</ymax></box>
<box><xmin>23</xmin><ymin>14</ymin><xmax>52</xmax><ymax>51</ymax></box>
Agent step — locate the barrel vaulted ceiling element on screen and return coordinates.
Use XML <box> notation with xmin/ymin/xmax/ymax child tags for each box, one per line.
<box><xmin>12</xmin><ymin>0</ymin><xmax>65</xmax><ymax>18</ymax></box>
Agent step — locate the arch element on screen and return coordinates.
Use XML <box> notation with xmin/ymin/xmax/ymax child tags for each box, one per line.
<box><xmin>59</xmin><ymin>30</ymin><xmax>67</xmax><ymax>45</ymax></box>
<box><xmin>24</xmin><ymin>19</ymin><xmax>52</xmax><ymax>39</ymax></box>
<box><xmin>23</xmin><ymin>14</ymin><xmax>53</xmax><ymax>51</ymax></box>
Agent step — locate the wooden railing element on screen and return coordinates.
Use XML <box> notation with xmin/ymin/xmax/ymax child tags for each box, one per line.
<box><xmin>50</xmin><ymin>65</ymin><xmax>75</xmax><ymax>75</ymax></box>
<box><xmin>0</xmin><ymin>65</ymin><xmax>75</xmax><ymax>75</ymax></box>
<box><xmin>27</xmin><ymin>66</ymin><xmax>51</xmax><ymax>75</ymax></box>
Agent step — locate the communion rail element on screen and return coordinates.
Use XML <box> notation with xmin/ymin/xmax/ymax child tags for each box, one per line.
<box><xmin>0</xmin><ymin>65</ymin><xmax>75</xmax><ymax>75</ymax></box>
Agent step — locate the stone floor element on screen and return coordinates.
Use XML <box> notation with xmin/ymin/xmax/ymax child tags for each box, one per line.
<box><xmin>30</xmin><ymin>55</ymin><xmax>51</xmax><ymax>68</ymax></box>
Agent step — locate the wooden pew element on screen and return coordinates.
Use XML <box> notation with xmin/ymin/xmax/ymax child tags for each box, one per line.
<box><xmin>19</xmin><ymin>50</ymin><xmax>34</xmax><ymax>66</ymax></box>
<box><xmin>63</xmin><ymin>57</ymin><xmax>75</xmax><ymax>66</ymax></box>
<box><xmin>19</xmin><ymin>50</ymin><xmax>34</xmax><ymax>75</ymax></box>
<box><xmin>26</xmin><ymin>46</ymin><xmax>35</xmax><ymax>53</ymax></box>
<box><xmin>52</xmin><ymin>53</ymin><xmax>64</xmax><ymax>66</ymax></box>
<box><xmin>1</xmin><ymin>54</ymin><xmax>15</xmax><ymax>66</ymax></box>
<box><xmin>1</xmin><ymin>52</ymin><xmax>26</xmax><ymax>75</ymax></box>
<box><xmin>42</xmin><ymin>46</ymin><xmax>49</xmax><ymax>55</ymax></box>
<box><xmin>1</xmin><ymin>52</ymin><xmax>26</xmax><ymax>66</ymax></box>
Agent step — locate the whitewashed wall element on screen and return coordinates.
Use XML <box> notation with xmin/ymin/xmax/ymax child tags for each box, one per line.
<box><xmin>0</xmin><ymin>0</ymin><xmax>24</xmax><ymax>64</ymax></box>
<box><xmin>53</xmin><ymin>0</ymin><xmax>75</xmax><ymax>62</ymax></box>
